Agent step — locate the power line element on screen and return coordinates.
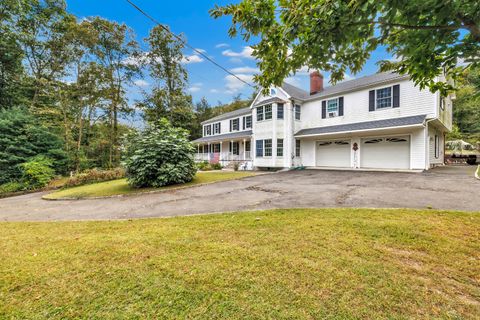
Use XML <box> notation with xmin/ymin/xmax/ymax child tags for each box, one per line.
<box><xmin>125</xmin><ymin>0</ymin><xmax>256</xmax><ymax>89</ymax></box>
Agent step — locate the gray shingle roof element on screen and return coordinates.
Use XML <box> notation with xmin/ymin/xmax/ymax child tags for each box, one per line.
<box><xmin>295</xmin><ymin>115</ymin><xmax>427</xmax><ymax>137</ymax></box>
<box><xmin>281</xmin><ymin>72</ymin><xmax>410</xmax><ymax>101</ymax></box>
<box><xmin>192</xmin><ymin>130</ymin><xmax>252</xmax><ymax>143</ymax></box>
<box><xmin>253</xmin><ymin>97</ymin><xmax>288</xmax><ymax>106</ymax></box>
<box><xmin>201</xmin><ymin>107</ymin><xmax>251</xmax><ymax>125</ymax></box>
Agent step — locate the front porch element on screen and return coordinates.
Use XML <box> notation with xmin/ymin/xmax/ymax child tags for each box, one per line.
<box><xmin>194</xmin><ymin>139</ymin><xmax>253</xmax><ymax>169</ymax></box>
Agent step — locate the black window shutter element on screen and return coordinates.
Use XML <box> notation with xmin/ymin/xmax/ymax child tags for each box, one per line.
<box><xmin>322</xmin><ymin>101</ymin><xmax>326</xmax><ymax>119</ymax></box>
<box><xmin>229</xmin><ymin>120</ymin><xmax>232</xmax><ymax>132</ymax></box>
<box><xmin>369</xmin><ymin>90</ymin><xmax>375</xmax><ymax>111</ymax></box>
<box><xmin>393</xmin><ymin>85</ymin><xmax>400</xmax><ymax>108</ymax></box>
<box><xmin>242</xmin><ymin>117</ymin><xmax>245</xmax><ymax>130</ymax></box>
<box><xmin>338</xmin><ymin>97</ymin><xmax>344</xmax><ymax>116</ymax></box>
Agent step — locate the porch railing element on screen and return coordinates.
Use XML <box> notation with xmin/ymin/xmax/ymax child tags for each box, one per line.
<box><xmin>194</xmin><ymin>152</ymin><xmax>252</xmax><ymax>162</ymax></box>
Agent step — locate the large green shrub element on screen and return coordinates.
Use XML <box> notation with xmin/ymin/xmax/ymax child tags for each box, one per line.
<box><xmin>63</xmin><ymin>168</ymin><xmax>125</xmax><ymax>188</ymax></box>
<box><xmin>0</xmin><ymin>107</ymin><xmax>67</xmax><ymax>184</ymax></box>
<box><xmin>20</xmin><ymin>156</ymin><xmax>55</xmax><ymax>189</ymax></box>
<box><xmin>123</xmin><ymin>119</ymin><xmax>197</xmax><ymax>188</ymax></box>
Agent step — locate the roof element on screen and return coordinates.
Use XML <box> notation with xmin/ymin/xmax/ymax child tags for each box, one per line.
<box><xmin>295</xmin><ymin>115</ymin><xmax>427</xmax><ymax>137</ymax></box>
<box><xmin>201</xmin><ymin>107</ymin><xmax>251</xmax><ymax>125</ymax></box>
<box><xmin>280</xmin><ymin>82</ymin><xmax>309</xmax><ymax>100</ymax></box>
<box><xmin>192</xmin><ymin>130</ymin><xmax>253</xmax><ymax>143</ymax></box>
<box><xmin>281</xmin><ymin>72</ymin><xmax>409</xmax><ymax>101</ymax></box>
<box><xmin>253</xmin><ymin>97</ymin><xmax>288</xmax><ymax>107</ymax></box>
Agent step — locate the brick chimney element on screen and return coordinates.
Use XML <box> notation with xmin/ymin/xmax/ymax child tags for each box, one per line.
<box><xmin>310</xmin><ymin>71</ymin><xmax>324</xmax><ymax>95</ymax></box>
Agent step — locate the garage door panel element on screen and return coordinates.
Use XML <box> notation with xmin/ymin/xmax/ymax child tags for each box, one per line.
<box><xmin>316</xmin><ymin>140</ymin><xmax>351</xmax><ymax>167</ymax></box>
<box><xmin>361</xmin><ymin>136</ymin><xmax>410</xmax><ymax>169</ymax></box>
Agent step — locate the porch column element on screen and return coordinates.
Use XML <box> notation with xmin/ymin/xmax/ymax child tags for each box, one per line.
<box><xmin>230</xmin><ymin>140</ymin><xmax>234</xmax><ymax>160</ymax></box>
<box><xmin>220</xmin><ymin>141</ymin><xmax>222</xmax><ymax>161</ymax></box>
<box><xmin>243</xmin><ymin>139</ymin><xmax>246</xmax><ymax>160</ymax></box>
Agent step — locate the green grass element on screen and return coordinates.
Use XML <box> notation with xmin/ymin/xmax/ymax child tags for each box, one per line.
<box><xmin>1</xmin><ymin>208</ymin><xmax>479</xmax><ymax>319</ymax></box>
<box><xmin>43</xmin><ymin>171</ymin><xmax>256</xmax><ymax>200</ymax></box>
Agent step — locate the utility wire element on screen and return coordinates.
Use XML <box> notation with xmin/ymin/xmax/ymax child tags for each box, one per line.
<box><xmin>125</xmin><ymin>0</ymin><xmax>256</xmax><ymax>89</ymax></box>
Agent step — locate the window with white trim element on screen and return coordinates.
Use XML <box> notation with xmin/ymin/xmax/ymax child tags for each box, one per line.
<box><xmin>327</xmin><ymin>99</ymin><xmax>338</xmax><ymax>118</ymax></box>
<box><xmin>257</xmin><ymin>106</ymin><xmax>264</xmax><ymax>121</ymax></box>
<box><xmin>213</xmin><ymin>143</ymin><xmax>220</xmax><ymax>153</ymax></box>
<box><xmin>295</xmin><ymin>139</ymin><xmax>301</xmax><ymax>157</ymax></box>
<box><xmin>295</xmin><ymin>104</ymin><xmax>301</xmax><ymax>120</ymax></box>
<box><xmin>229</xmin><ymin>118</ymin><xmax>239</xmax><ymax>131</ymax></box>
<box><xmin>277</xmin><ymin>103</ymin><xmax>284</xmax><ymax>119</ymax></box>
<box><xmin>277</xmin><ymin>139</ymin><xmax>283</xmax><ymax>157</ymax></box>
<box><xmin>376</xmin><ymin>87</ymin><xmax>392</xmax><ymax>109</ymax></box>
<box><xmin>243</xmin><ymin>115</ymin><xmax>252</xmax><ymax>129</ymax></box>
<box><xmin>256</xmin><ymin>140</ymin><xmax>263</xmax><ymax>157</ymax></box>
<box><xmin>264</xmin><ymin>139</ymin><xmax>272</xmax><ymax>156</ymax></box>
<box><xmin>204</xmin><ymin>124</ymin><xmax>212</xmax><ymax>136</ymax></box>
<box><xmin>264</xmin><ymin>104</ymin><xmax>272</xmax><ymax>120</ymax></box>
<box><xmin>213</xmin><ymin>122</ymin><xmax>221</xmax><ymax>134</ymax></box>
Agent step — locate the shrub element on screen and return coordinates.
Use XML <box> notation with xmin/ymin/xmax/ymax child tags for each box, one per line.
<box><xmin>123</xmin><ymin>119</ymin><xmax>197</xmax><ymax>188</ymax></box>
<box><xmin>63</xmin><ymin>168</ymin><xmax>125</xmax><ymax>188</ymax></box>
<box><xmin>197</xmin><ymin>161</ymin><xmax>210</xmax><ymax>171</ymax></box>
<box><xmin>211</xmin><ymin>163</ymin><xmax>223</xmax><ymax>170</ymax></box>
<box><xmin>0</xmin><ymin>181</ymin><xmax>25</xmax><ymax>194</ymax></box>
<box><xmin>20</xmin><ymin>156</ymin><xmax>55</xmax><ymax>189</ymax></box>
<box><xmin>233</xmin><ymin>162</ymin><xmax>239</xmax><ymax>171</ymax></box>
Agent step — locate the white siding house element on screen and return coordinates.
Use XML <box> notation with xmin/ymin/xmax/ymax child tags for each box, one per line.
<box><xmin>193</xmin><ymin>71</ymin><xmax>453</xmax><ymax>171</ymax></box>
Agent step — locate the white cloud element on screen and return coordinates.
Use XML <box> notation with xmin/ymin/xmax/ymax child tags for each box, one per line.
<box><xmin>215</xmin><ymin>43</ymin><xmax>229</xmax><ymax>48</ymax></box>
<box><xmin>188</xmin><ymin>86</ymin><xmax>201</xmax><ymax>93</ymax></box>
<box><xmin>181</xmin><ymin>54</ymin><xmax>204</xmax><ymax>64</ymax></box>
<box><xmin>229</xmin><ymin>66</ymin><xmax>259</xmax><ymax>74</ymax></box>
<box><xmin>134</xmin><ymin>79</ymin><xmax>150</xmax><ymax>87</ymax></box>
<box><xmin>210</xmin><ymin>89</ymin><xmax>219</xmax><ymax>93</ymax></box>
<box><xmin>222</xmin><ymin>46</ymin><xmax>255</xmax><ymax>59</ymax></box>
<box><xmin>225</xmin><ymin>74</ymin><xmax>254</xmax><ymax>94</ymax></box>
<box><xmin>229</xmin><ymin>57</ymin><xmax>243</xmax><ymax>64</ymax></box>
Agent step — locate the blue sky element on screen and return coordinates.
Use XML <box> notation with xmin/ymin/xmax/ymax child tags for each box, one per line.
<box><xmin>68</xmin><ymin>0</ymin><xmax>393</xmax><ymax>106</ymax></box>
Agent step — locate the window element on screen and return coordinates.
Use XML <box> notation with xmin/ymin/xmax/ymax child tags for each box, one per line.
<box><xmin>243</xmin><ymin>115</ymin><xmax>252</xmax><ymax>129</ymax></box>
<box><xmin>230</xmin><ymin>141</ymin><xmax>239</xmax><ymax>155</ymax></box>
<box><xmin>264</xmin><ymin>139</ymin><xmax>272</xmax><ymax>156</ymax></box>
<box><xmin>295</xmin><ymin>139</ymin><xmax>301</xmax><ymax>157</ymax></box>
<box><xmin>270</xmin><ymin>88</ymin><xmax>277</xmax><ymax>95</ymax></box>
<box><xmin>245</xmin><ymin>140</ymin><xmax>251</xmax><ymax>152</ymax></box>
<box><xmin>327</xmin><ymin>99</ymin><xmax>339</xmax><ymax>118</ymax></box>
<box><xmin>434</xmin><ymin>135</ymin><xmax>439</xmax><ymax>158</ymax></box>
<box><xmin>204</xmin><ymin>125</ymin><xmax>212</xmax><ymax>136</ymax></box>
<box><xmin>264</xmin><ymin>104</ymin><xmax>272</xmax><ymax>120</ymax></box>
<box><xmin>213</xmin><ymin>143</ymin><xmax>220</xmax><ymax>153</ymax></box>
<box><xmin>440</xmin><ymin>96</ymin><xmax>445</xmax><ymax>110</ymax></box>
<box><xmin>277</xmin><ymin>139</ymin><xmax>283</xmax><ymax>157</ymax></box>
<box><xmin>364</xmin><ymin>138</ymin><xmax>383</xmax><ymax>144</ymax></box>
<box><xmin>295</xmin><ymin>105</ymin><xmax>301</xmax><ymax>120</ymax></box>
<box><xmin>257</xmin><ymin>106</ymin><xmax>264</xmax><ymax>121</ymax></box>
<box><xmin>213</xmin><ymin>122</ymin><xmax>221</xmax><ymax>134</ymax></box>
<box><xmin>277</xmin><ymin>103</ymin><xmax>284</xmax><ymax>119</ymax></box>
<box><xmin>376</xmin><ymin>87</ymin><xmax>392</xmax><ymax>109</ymax></box>
<box><xmin>230</xmin><ymin>118</ymin><xmax>239</xmax><ymax>131</ymax></box>
<box><xmin>256</xmin><ymin>140</ymin><xmax>263</xmax><ymax>157</ymax></box>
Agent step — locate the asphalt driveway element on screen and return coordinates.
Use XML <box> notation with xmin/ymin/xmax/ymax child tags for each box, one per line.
<box><xmin>0</xmin><ymin>166</ymin><xmax>478</xmax><ymax>221</ymax></box>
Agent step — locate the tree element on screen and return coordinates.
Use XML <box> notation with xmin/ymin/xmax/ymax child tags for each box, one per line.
<box><xmin>139</xmin><ymin>25</ymin><xmax>195</xmax><ymax>133</ymax></box>
<box><xmin>123</xmin><ymin>119</ymin><xmax>197</xmax><ymax>188</ymax></box>
<box><xmin>452</xmin><ymin>65</ymin><xmax>480</xmax><ymax>140</ymax></box>
<box><xmin>88</xmin><ymin>17</ymin><xmax>141</xmax><ymax>167</ymax></box>
<box><xmin>211</xmin><ymin>0</ymin><xmax>480</xmax><ymax>94</ymax></box>
<box><xmin>0</xmin><ymin>107</ymin><xmax>67</xmax><ymax>184</ymax></box>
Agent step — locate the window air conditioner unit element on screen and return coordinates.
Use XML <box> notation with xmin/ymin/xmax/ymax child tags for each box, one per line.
<box><xmin>328</xmin><ymin>112</ymin><xmax>337</xmax><ymax>117</ymax></box>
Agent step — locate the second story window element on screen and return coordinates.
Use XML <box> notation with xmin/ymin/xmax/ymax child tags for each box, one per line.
<box><xmin>243</xmin><ymin>115</ymin><xmax>252</xmax><ymax>129</ymax></box>
<box><xmin>327</xmin><ymin>99</ymin><xmax>338</xmax><ymax>117</ymax></box>
<box><xmin>229</xmin><ymin>118</ymin><xmax>239</xmax><ymax>131</ymax></box>
<box><xmin>264</xmin><ymin>104</ymin><xmax>272</xmax><ymax>120</ymax></box>
<box><xmin>213</xmin><ymin>122</ymin><xmax>221</xmax><ymax>134</ymax></box>
<box><xmin>204</xmin><ymin>125</ymin><xmax>212</xmax><ymax>136</ymax></box>
<box><xmin>376</xmin><ymin>87</ymin><xmax>392</xmax><ymax>109</ymax></box>
<box><xmin>295</xmin><ymin>104</ymin><xmax>301</xmax><ymax>120</ymax></box>
<box><xmin>257</xmin><ymin>106</ymin><xmax>264</xmax><ymax>121</ymax></box>
<box><xmin>277</xmin><ymin>103</ymin><xmax>284</xmax><ymax>119</ymax></box>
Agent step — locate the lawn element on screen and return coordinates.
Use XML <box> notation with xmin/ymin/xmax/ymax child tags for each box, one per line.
<box><xmin>43</xmin><ymin>171</ymin><xmax>256</xmax><ymax>200</ymax></box>
<box><xmin>1</xmin><ymin>208</ymin><xmax>479</xmax><ymax>319</ymax></box>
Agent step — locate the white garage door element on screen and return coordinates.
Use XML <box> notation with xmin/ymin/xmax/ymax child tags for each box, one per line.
<box><xmin>361</xmin><ymin>136</ymin><xmax>410</xmax><ymax>169</ymax></box>
<box><xmin>316</xmin><ymin>140</ymin><xmax>351</xmax><ymax>167</ymax></box>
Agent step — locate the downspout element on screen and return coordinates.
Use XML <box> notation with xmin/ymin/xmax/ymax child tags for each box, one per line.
<box><xmin>424</xmin><ymin>118</ymin><xmax>435</xmax><ymax>170</ymax></box>
<box><xmin>289</xmin><ymin>98</ymin><xmax>296</xmax><ymax>168</ymax></box>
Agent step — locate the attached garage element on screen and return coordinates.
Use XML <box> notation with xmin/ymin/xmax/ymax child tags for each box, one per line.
<box><xmin>316</xmin><ymin>140</ymin><xmax>351</xmax><ymax>167</ymax></box>
<box><xmin>360</xmin><ymin>136</ymin><xmax>410</xmax><ymax>169</ymax></box>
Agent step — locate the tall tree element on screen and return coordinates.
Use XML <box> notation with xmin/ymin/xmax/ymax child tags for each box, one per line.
<box><xmin>140</xmin><ymin>25</ymin><xmax>195</xmax><ymax>133</ymax></box>
<box><xmin>452</xmin><ymin>65</ymin><xmax>480</xmax><ymax>139</ymax></box>
<box><xmin>87</xmin><ymin>17</ymin><xmax>141</xmax><ymax>167</ymax></box>
<box><xmin>211</xmin><ymin>0</ymin><xmax>480</xmax><ymax>94</ymax></box>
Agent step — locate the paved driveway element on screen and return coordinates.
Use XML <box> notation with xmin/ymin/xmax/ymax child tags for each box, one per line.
<box><xmin>0</xmin><ymin>166</ymin><xmax>478</xmax><ymax>221</ymax></box>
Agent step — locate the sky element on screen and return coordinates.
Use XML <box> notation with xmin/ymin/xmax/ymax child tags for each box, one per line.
<box><xmin>67</xmin><ymin>0</ymin><xmax>394</xmax><ymax>106</ymax></box>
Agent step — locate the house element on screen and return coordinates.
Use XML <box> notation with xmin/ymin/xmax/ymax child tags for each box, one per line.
<box><xmin>192</xmin><ymin>71</ymin><xmax>453</xmax><ymax>171</ymax></box>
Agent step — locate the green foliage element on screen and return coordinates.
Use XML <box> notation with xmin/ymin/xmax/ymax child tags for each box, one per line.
<box><xmin>20</xmin><ymin>156</ymin><xmax>55</xmax><ymax>189</ymax></box>
<box><xmin>211</xmin><ymin>0</ymin><xmax>480</xmax><ymax>94</ymax></box>
<box><xmin>0</xmin><ymin>181</ymin><xmax>25</xmax><ymax>194</ymax></box>
<box><xmin>233</xmin><ymin>162</ymin><xmax>239</xmax><ymax>171</ymax></box>
<box><xmin>197</xmin><ymin>161</ymin><xmax>223</xmax><ymax>171</ymax></box>
<box><xmin>0</xmin><ymin>107</ymin><xmax>67</xmax><ymax>184</ymax></box>
<box><xmin>453</xmin><ymin>65</ymin><xmax>480</xmax><ymax>139</ymax></box>
<box><xmin>63</xmin><ymin>168</ymin><xmax>125</xmax><ymax>188</ymax></box>
<box><xmin>123</xmin><ymin>119</ymin><xmax>197</xmax><ymax>188</ymax></box>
